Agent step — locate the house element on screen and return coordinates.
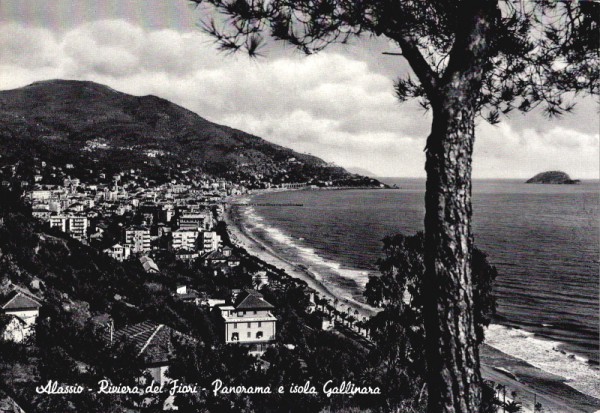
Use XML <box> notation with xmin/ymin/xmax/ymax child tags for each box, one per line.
<box><xmin>311</xmin><ymin>313</ymin><xmax>335</xmax><ymax>331</ymax></box>
<box><xmin>139</xmin><ymin>256</ymin><xmax>159</xmax><ymax>274</ymax></box>
<box><xmin>174</xmin><ymin>250</ymin><xmax>199</xmax><ymax>262</ymax></box>
<box><xmin>49</xmin><ymin>215</ymin><xmax>88</xmax><ymax>242</ymax></box>
<box><xmin>217</xmin><ymin>290</ymin><xmax>277</xmax><ymax>355</ymax></box>
<box><xmin>0</xmin><ymin>291</ymin><xmax>42</xmax><ymax>342</ymax></box>
<box><xmin>48</xmin><ymin>215</ymin><xmax>68</xmax><ymax>232</ymax></box>
<box><xmin>31</xmin><ymin>207</ymin><xmax>51</xmax><ymax>220</ymax></box>
<box><xmin>104</xmin><ymin>243</ymin><xmax>131</xmax><ymax>262</ymax></box>
<box><xmin>202</xmin><ymin>246</ymin><xmax>240</xmax><ymax>268</ymax></box>
<box><xmin>105</xmin><ymin>321</ymin><xmax>193</xmax><ymax>386</ymax></box>
<box><xmin>173</xmin><ymin>285</ymin><xmax>200</xmax><ymax>305</ymax></box>
<box><xmin>30</xmin><ymin>277</ymin><xmax>45</xmax><ymax>292</ymax></box>
<box><xmin>320</xmin><ymin>317</ymin><xmax>335</xmax><ymax>331</ymax></box>
<box><xmin>201</xmin><ymin>298</ymin><xmax>226</xmax><ymax>310</ymax></box>
<box><xmin>306</xmin><ymin>292</ymin><xmax>317</xmax><ymax>313</ymax></box>
<box><xmin>31</xmin><ymin>189</ymin><xmax>52</xmax><ymax>201</ymax></box>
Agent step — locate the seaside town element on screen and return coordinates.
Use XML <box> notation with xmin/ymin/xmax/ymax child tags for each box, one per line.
<box><xmin>0</xmin><ymin>155</ymin><xmax>387</xmax><ymax>412</ymax></box>
<box><xmin>4</xmin><ymin>149</ymin><xmax>593</xmax><ymax>413</ymax></box>
<box><xmin>0</xmin><ymin>152</ymin><xmax>595</xmax><ymax>413</ymax></box>
<box><xmin>0</xmin><ymin>0</ymin><xmax>598</xmax><ymax>411</ymax></box>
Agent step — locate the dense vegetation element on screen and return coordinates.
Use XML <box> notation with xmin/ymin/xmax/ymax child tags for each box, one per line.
<box><xmin>0</xmin><ymin>173</ymin><xmax>500</xmax><ymax>412</ymax></box>
<box><xmin>363</xmin><ymin>233</ymin><xmax>498</xmax><ymax>413</ymax></box>
<box><xmin>0</xmin><ymin>184</ymin><xmax>374</xmax><ymax>412</ymax></box>
<box><xmin>0</xmin><ymin>80</ymin><xmax>379</xmax><ymax>187</ymax></box>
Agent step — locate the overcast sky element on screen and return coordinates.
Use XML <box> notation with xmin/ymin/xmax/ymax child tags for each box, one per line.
<box><xmin>0</xmin><ymin>0</ymin><xmax>598</xmax><ymax>178</ymax></box>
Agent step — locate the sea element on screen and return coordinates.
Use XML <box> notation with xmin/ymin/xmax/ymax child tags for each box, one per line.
<box><xmin>232</xmin><ymin>178</ymin><xmax>600</xmax><ymax>398</ymax></box>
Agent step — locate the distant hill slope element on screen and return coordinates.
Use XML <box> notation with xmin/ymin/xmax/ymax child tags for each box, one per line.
<box><xmin>526</xmin><ymin>171</ymin><xmax>580</xmax><ymax>184</ymax></box>
<box><xmin>345</xmin><ymin>166</ymin><xmax>377</xmax><ymax>177</ymax></box>
<box><xmin>0</xmin><ymin>80</ymin><xmax>359</xmax><ymax>183</ymax></box>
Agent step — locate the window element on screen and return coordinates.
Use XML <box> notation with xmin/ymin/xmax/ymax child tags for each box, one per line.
<box><xmin>253</xmin><ymin>310</ymin><xmax>257</xmax><ymax>315</ymax></box>
<box><xmin>231</xmin><ymin>332</ymin><xmax>239</xmax><ymax>341</ymax></box>
<box><xmin>233</xmin><ymin>323</ymin><xmax>237</xmax><ymax>329</ymax></box>
<box><xmin>247</xmin><ymin>332</ymin><xmax>251</xmax><ymax>338</ymax></box>
<box><xmin>247</xmin><ymin>322</ymin><xmax>251</xmax><ymax>328</ymax></box>
<box><xmin>256</xmin><ymin>331</ymin><xmax>263</xmax><ymax>339</ymax></box>
<box><xmin>258</xmin><ymin>322</ymin><xmax>262</xmax><ymax>327</ymax></box>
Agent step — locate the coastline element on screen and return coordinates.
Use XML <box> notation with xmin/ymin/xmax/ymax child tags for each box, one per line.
<box><xmin>224</xmin><ymin>189</ymin><xmax>377</xmax><ymax>319</ymax></box>
<box><xmin>224</xmin><ymin>188</ymin><xmax>600</xmax><ymax>412</ymax></box>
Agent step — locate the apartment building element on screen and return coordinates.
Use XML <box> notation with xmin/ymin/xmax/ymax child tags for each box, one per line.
<box><xmin>171</xmin><ymin>229</ymin><xmax>198</xmax><ymax>251</ymax></box>
<box><xmin>124</xmin><ymin>225</ymin><xmax>151</xmax><ymax>253</ymax></box>
<box><xmin>200</xmin><ymin>231</ymin><xmax>221</xmax><ymax>253</ymax></box>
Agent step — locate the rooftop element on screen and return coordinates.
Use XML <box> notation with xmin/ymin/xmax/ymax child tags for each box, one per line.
<box><xmin>234</xmin><ymin>290</ymin><xmax>275</xmax><ymax>310</ymax></box>
<box><xmin>107</xmin><ymin>321</ymin><xmax>192</xmax><ymax>365</ymax></box>
<box><xmin>1</xmin><ymin>291</ymin><xmax>42</xmax><ymax>311</ymax></box>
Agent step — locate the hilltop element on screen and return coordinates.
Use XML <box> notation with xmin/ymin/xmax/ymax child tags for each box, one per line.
<box><xmin>525</xmin><ymin>171</ymin><xmax>580</xmax><ymax>184</ymax></box>
<box><xmin>0</xmin><ymin>80</ymin><xmax>375</xmax><ymax>186</ymax></box>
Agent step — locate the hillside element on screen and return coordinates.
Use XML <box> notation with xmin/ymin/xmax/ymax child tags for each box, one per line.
<box><xmin>0</xmin><ymin>80</ymin><xmax>367</xmax><ymax>184</ymax></box>
<box><xmin>0</xmin><ymin>190</ymin><xmax>370</xmax><ymax>413</ymax></box>
<box><xmin>525</xmin><ymin>171</ymin><xmax>580</xmax><ymax>184</ymax></box>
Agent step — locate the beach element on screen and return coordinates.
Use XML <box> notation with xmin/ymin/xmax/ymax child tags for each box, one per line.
<box><xmin>224</xmin><ymin>191</ymin><xmax>377</xmax><ymax>320</ymax></box>
<box><xmin>224</xmin><ymin>188</ymin><xmax>600</xmax><ymax>413</ymax></box>
<box><xmin>480</xmin><ymin>344</ymin><xmax>600</xmax><ymax>413</ymax></box>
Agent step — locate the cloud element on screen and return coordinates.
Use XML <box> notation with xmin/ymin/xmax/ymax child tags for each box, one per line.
<box><xmin>0</xmin><ymin>24</ymin><xmax>61</xmax><ymax>67</ymax></box>
<box><xmin>475</xmin><ymin>123</ymin><xmax>599</xmax><ymax>179</ymax></box>
<box><xmin>0</xmin><ymin>19</ymin><xmax>597</xmax><ymax>178</ymax></box>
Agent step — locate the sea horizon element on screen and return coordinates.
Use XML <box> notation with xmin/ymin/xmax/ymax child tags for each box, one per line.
<box><xmin>228</xmin><ymin>179</ymin><xmax>599</xmax><ymax>402</ymax></box>
<box><xmin>371</xmin><ymin>176</ymin><xmax>600</xmax><ymax>182</ymax></box>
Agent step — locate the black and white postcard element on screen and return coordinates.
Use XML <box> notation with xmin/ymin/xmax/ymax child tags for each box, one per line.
<box><xmin>0</xmin><ymin>1</ymin><xmax>598</xmax><ymax>412</ymax></box>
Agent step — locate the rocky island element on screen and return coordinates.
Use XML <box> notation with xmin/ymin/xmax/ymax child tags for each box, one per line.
<box><xmin>526</xmin><ymin>171</ymin><xmax>580</xmax><ymax>184</ymax></box>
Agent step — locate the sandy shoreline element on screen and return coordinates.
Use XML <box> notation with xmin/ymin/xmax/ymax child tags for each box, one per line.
<box><xmin>224</xmin><ymin>194</ymin><xmax>377</xmax><ymax>320</ymax></box>
<box><xmin>224</xmin><ymin>189</ymin><xmax>600</xmax><ymax>412</ymax></box>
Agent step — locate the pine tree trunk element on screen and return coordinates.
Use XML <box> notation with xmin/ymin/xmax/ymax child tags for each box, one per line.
<box><xmin>423</xmin><ymin>96</ymin><xmax>481</xmax><ymax>413</ymax></box>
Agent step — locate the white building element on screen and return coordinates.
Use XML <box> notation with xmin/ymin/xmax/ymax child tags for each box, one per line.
<box><xmin>124</xmin><ymin>226</ymin><xmax>151</xmax><ymax>253</ymax></box>
<box><xmin>139</xmin><ymin>256</ymin><xmax>159</xmax><ymax>273</ymax></box>
<box><xmin>49</xmin><ymin>216</ymin><xmax>68</xmax><ymax>232</ymax></box>
<box><xmin>218</xmin><ymin>290</ymin><xmax>277</xmax><ymax>354</ymax></box>
<box><xmin>103</xmin><ymin>244</ymin><xmax>131</xmax><ymax>262</ymax></box>
<box><xmin>171</xmin><ymin>229</ymin><xmax>198</xmax><ymax>251</ymax></box>
<box><xmin>31</xmin><ymin>190</ymin><xmax>52</xmax><ymax>201</ymax></box>
<box><xmin>1</xmin><ymin>291</ymin><xmax>42</xmax><ymax>343</ymax></box>
<box><xmin>48</xmin><ymin>215</ymin><xmax>88</xmax><ymax>242</ymax></box>
<box><xmin>68</xmin><ymin>216</ymin><xmax>88</xmax><ymax>242</ymax></box>
<box><xmin>178</xmin><ymin>212</ymin><xmax>212</xmax><ymax>231</ymax></box>
<box><xmin>200</xmin><ymin>231</ymin><xmax>221</xmax><ymax>253</ymax></box>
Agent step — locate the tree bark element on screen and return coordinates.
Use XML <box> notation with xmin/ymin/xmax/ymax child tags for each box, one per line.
<box><xmin>423</xmin><ymin>94</ymin><xmax>480</xmax><ymax>413</ymax></box>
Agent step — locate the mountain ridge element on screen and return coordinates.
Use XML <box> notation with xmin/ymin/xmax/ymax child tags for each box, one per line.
<box><xmin>0</xmin><ymin>79</ymin><xmax>370</xmax><ymax>186</ymax></box>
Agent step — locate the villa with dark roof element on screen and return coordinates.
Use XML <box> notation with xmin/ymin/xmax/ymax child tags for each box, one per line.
<box><xmin>216</xmin><ymin>289</ymin><xmax>277</xmax><ymax>354</ymax></box>
<box><xmin>104</xmin><ymin>321</ymin><xmax>193</xmax><ymax>386</ymax></box>
<box><xmin>0</xmin><ymin>291</ymin><xmax>42</xmax><ymax>343</ymax></box>
<box><xmin>201</xmin><ymin>246</ymin><xmax>240</xmax><ymax>268</ymax></box>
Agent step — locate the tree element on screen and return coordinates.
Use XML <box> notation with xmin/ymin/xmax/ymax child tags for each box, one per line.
<box><xmin>187</xmin><ymin>1</ymin><xmax>599</xmax><ymax>412</ymax></box>
<box><xmin>364</xmin><ymin>232</ymin><xmax>497</xmax><ymax>411</ymax></box>
<box><xmin>504</xmin><ymin>400</ymin><xmax>523</xmax><ymax>413</ymax></box>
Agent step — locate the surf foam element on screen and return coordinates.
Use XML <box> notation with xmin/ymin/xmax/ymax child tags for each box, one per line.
<box><xmin>485</xmin><ymin>324</ymin><xmax>600</xmax><ymax>399</ymax></box>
